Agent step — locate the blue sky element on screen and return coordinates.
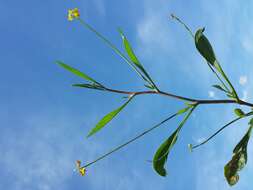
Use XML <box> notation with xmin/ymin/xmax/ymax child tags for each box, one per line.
<box><xmin>2</xmin><ymin>0</ymin><xmax>253</xmax><ymax>189</ymax></box>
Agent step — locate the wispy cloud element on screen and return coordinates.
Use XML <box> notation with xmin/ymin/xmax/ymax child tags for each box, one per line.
<box><xmin>208</xmin><ymin>90</ymin><xmax>215</xmax><ymax>98</ymax></box>
<box><xmin>239</xmin><ymin>76</ymin><xmax>247</xmax><ymax>86</ymax></box>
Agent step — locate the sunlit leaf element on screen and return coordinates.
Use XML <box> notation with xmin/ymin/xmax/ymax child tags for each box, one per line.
<box><xmin>118</xmin><ymin>29</ymin><xmax>156</xmax><ymax>88</ymax></box>
<box><xmin>78</xmin><ymin>20</ymin><xmax>148</xmax><ymax>83</ymax></box>
<box><xmin>87</xmin><ymin>96</ymin><xmax>134</xmax><ymax>137</ymax></box>
<box><xmin>56</xmin><ymin>61</ymin><xmax>98</xmax><ymax>84</ymax></box>
<box><xmin>177</xmin><ymin>106</ymin><xmax>190</xmax><ymax>115</ymax></box>
<box><xmin>234</xmin><ymin>108</ymin><xmax>245</xmax><ymax>118</ymax></box>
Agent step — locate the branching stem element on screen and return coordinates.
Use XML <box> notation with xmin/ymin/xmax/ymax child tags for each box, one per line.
<box><xmin>102</xmin><ymin>87</ymin><xmax>253</xmax><ymax>107</ymax></box>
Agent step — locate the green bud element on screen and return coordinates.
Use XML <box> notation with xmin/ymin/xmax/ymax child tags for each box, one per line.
<box><xmin>234</xmin><ymin>108</ymin><xmax>245</xmax><ymax>117</ymax></box>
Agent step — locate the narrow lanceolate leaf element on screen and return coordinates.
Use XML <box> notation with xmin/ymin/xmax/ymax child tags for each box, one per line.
<box><xmin>87</xmin><ymin>96</ymin><xmax>134</xmax><ymax>137</ymax></box>
<box><xmin>212</xmin><ymin>85</ymin><xmax>229</xmax><ymax>93</ymax></box>
<box><xmin>56</xmin><ymin>61</ymin><xmax>98</xmax><ymax>84</ymax></box>
<box><xmin>234</xmin><ymin>108</ymin><xmax>245</xmax><ymax>118</ymax></box>
<box><xmin>224</xmin><ymin>123</ymin><xmax>253</xmax><ymax>186</ymax></box>
<box><xmin>195</xmin><ymin>28</ymin><xmax>217</xmax><ymax>66</ymax></box>
<box><xmin>177</xmin><ymin>106</ymin><xmax>190</xmax><ymax>115</ymax></box>
<box><xmin>118</xmin><ymin>29</ymin><xmax>157</xmax><ymax>89</ymax></box>
<box><xmin>78</xmin><ymin>20</ymin><xmax>147</xmax><ymax>84</ymax></box>
<box><xmin>153</xmin><ymin>107</ymin><xmax>196</xmax><ymax>176</ymax></box>
<box><xmin>72</xmin><ymin>83</ymin><xmax>105</xmax><ymax>91</ymax></box>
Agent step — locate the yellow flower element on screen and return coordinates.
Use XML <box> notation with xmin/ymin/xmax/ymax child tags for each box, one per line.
<box><xmin>76</xmin><ymin>160</ymin><xmax>86</xmax><ymax>176</ymax></box>
<box><xmin>79</xmin><ymin>167</ymin><xmax>86</xmax><ymax>176</ymax></box>
<box><xmin>68</xmin><ymin>8</ymin><xmax>80</xmax><ymax>21</ymax></box>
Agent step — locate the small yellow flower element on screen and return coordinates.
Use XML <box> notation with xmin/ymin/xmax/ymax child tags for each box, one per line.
<box><xmin>68</xmin><ymin>8</ymin><xmax>80</xmax><ymax>21</ymax></box>
<box><xmin>79</xmin><ymin>167</ymin><xmax>86</xmax><ymax>176</ymax></box>
<box><xmin>76</xmin><ymin>160</ymin><xmax>86</xmax><ymax>176</ymax></box>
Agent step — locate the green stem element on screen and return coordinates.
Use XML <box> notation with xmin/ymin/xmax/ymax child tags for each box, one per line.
<box><xmin>192</xmin><ymin>111</ymin><xmax>253</xmax><ymax>150</ymax></box>
<box><xmin>171</xmin><ymin>14</ymin><xmax>194</xmax><ymax>39</ymax></box>
<box><xmin>77</xmin><ymin>18</ymin><xmax>156</xmax><ymax>88</ymax></box>
<box><xmin>215</xmin><ymin>62</ymin><xmax>239</xmax><ymax>100</ymax></box>
<box><xmin>83</xmin><ymin>112</ymin><xmax>178</xmax><ymax>168</ymax></box>
<box><xmin>206</xmin><ymin>62</ymin><xmax>230</xmax><ymax>93</ymax></box>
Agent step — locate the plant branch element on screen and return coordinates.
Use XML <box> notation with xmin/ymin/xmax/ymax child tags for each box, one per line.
<box><xmin>191</xmin><ymin>111</ymin><xmax>253</xmax><ymax>150</ymax></box>
<box><xmin>83</xmin><ymin>112</ymin><xmax>178</xmax><ymax>168</ymax></box>
<box><xmin>101</xmin><ymin>87</ymin><xmax>253</xmax><ymax>107</ymax></box>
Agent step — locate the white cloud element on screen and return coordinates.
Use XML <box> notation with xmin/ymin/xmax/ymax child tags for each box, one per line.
<box><xmin>0</xmin><ymin>112</ymin><xmax>106</xmax><ymax>190</ymax></box>
<box><xmin>242</xmin><ymin>36</ymin><xmax>253</xmax><ymax>55</ymax></box>
<box><xmin>208</xmin><ymin>91</ymin><xmax>215</xmax><ymax>98</ymax></box>
<box><xmin>239</xmin><ymin>76</ymin><xmax>247</xmax><ymax>86</ymax></box>
<box><xmin>136</xmin><ymin>14</ymin><xmax>173</xmax><ymax>56</ymax></box>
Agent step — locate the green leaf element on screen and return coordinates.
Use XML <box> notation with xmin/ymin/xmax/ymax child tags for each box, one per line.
<box><xmin>87</xmin><ymin>96</ymin><xmax>134</xmax><ymax>137</ymax></box>
<box><xmin>194</xmin><ymin>28</ymin><xmax>238</xmax><ymax>100</ymax></box>
<box><xmin>224</xmin><ymin>124</ymin><xmax>253</xmax><ymax>186</ymax></box>
<box><xmin>234</xmin><ymin>108</ymin><xmax>245</xmax><ymax>118</ymax></box>
<box><xmin>152</xmin><ymin>107</ymin><xmax>196</xmax><ymax>176</ymax></box>
<box><xmin>177</xmin><ymin>106</ymin><xmax>190</xmax><ymax>115</ymax></box>
<box><xmin>212</xmin><ymin>85</ymin><xmax>228</xmax><ymax>93</ymax></box>
<box><xmin>227</xmin><ymin>93</ymin><xmax>236</xmax><ymax>99</ymax></box>
<box><xmin>153</xmin><ymin>129</ymin><xmax>179</xmax><ymax>176</ymax></box>
<box><xmin>78</xmin><ymin>20</ymin><xmax>149</xmax><ymax>84</ymax></box>
<box><xmin>195</xmin><ymin>28</ymin><xmax>216</xmax><ymax>66</ymax></box>
<box><xmin>248</xmin><ymin>118</ymin><xmax>253</xmax><ymax>125</ymax></box>
<box><xmin>119</xmin><ymin>29</ymin><xmax>142</xmax><ymax>68</ymax></box>
<box><xmin>72</xmin><ymin>83</ymin><xmax>105</xmax><ymax>90</ymax></box>
<box><xmin>144</xmin><ymin>84</ymin><xmax>155</xmax><ymax>90</ymax></box>
<box><xmin>56</xmin><ymin>61</ymin><xmax>98</xmax><ymax>84</ymax></box>
<box><xmin>118</xmin><ymin>29</ymin><xmax>157</xmax><ymax>89</ymax></box>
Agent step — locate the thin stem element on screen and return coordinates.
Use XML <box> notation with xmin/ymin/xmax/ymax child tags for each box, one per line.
<box><xmin>83</xmin><ymin>112</ymin><xmax>178</xmax><ymax>168</ymax></box>
<box><xmin>78</xmin><ymin>18</ymin><xmax>157</xmax><ymax>89</ymax></box>
<box><xmin>77</xmin><ymin>19</ymin><xmax>146</xmax><ymax>81</ymax></box>
<box><xmin>74</xmin><ymin>85</ymin><xmax>253</xmax><ymax>107</ymax></box>
<box><xmin>192</xmin><ymin>112</ymin><xmax>253</xmax><ymax>150</ymax></box>
<box><xmin>103</xmin><ymin>87</ymin><xmax>253</xmax><ymax>107</ymax></box>
<box><xmin>171</xmin><ymin>14</ymin><xmax>194</xmax><ymax>39</ymax></box>
<box><xmin>206</xmin><ymin>62</ymin><xmax>230</xmax><ymax>93</ymax></box>
<box><xmin>216</xmin><ymin>62</ymin><xmax>239</xmax><ymax>101</ymax></box>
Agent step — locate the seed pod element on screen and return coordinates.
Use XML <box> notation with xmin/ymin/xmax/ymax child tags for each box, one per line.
<box><xmin>195</xmin><ymin>28</ymin><xmax>216</xmax><ymax>66</ymax></box>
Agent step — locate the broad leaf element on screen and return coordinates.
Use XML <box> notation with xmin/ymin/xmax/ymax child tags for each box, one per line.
<box><xmin>153</xmin><ymin>129</ymin><xmax>179</xmax><ymax>176</ymax></box>
<box><xmin>153</xmin><ymin>107</ymin><xmax>196</xmax><ymax>176</ymax></box>
<box><xmin>56</xmin><ymin>61</ymin><xmax>98</xmax><ymax>84</ymax></box>
<box><xmin>195</xmin><ymin>28</ymin><xmax>216</xmax><ymax>66</ymax></box>
<box><xmin>224</xmin><ymin>124</ymin><xmax>253</xmax><ymax>186</ymax></box>
<box><xmin>194</xmin><ymin>28</ymin><xmax>238</xmax><ymax>99</ymax></box>
<box><xmin>87</xmin><ymin>96</ymin><xmax>133</xmax><ymax>137</ymax></box>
